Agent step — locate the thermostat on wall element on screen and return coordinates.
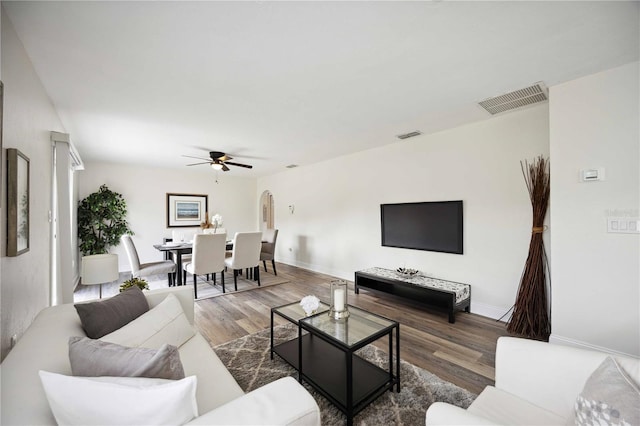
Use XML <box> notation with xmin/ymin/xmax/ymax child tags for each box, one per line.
<box><xmin>581</xmin><ymin>168</ymin><xmax>605</xmax><ymax>182</ymax></box>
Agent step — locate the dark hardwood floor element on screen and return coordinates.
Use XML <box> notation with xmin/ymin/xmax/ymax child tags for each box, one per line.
<box><xmin>195</xmin><ymin>262</ymin><xmax>509</xmax><ymax>394</ymax></box>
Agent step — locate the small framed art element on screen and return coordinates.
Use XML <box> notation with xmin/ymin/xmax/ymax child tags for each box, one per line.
<box><xmin>7</xmin><ymin>148</ymin><xmax>30</xmax><ymax>256</ymax></box>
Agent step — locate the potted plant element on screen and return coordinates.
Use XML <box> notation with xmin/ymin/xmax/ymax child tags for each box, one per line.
<box><xmin>119</xmin><ymin>277</ymin><xmax>149</xmax><ymax>293</ymax></box>
<box><xmin>78</xmin><ymin>184</ymin><xmax>134</xmax><ymax>255</ymax></box>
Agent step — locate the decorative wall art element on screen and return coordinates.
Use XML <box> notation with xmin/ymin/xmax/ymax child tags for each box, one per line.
<box><xmin>7</xmin><ymin>148</ymin><xmax>30</xmax><ymax>256</ymax></box>
<box><xmin>1</xmin><ymin>82</ymin><xmax>4</xmax><ymax>192</ymax></box>
<box><xmin>166</xmin><ymin>193</ymin><xmax>208</xmax><ymax>228</ymax></box>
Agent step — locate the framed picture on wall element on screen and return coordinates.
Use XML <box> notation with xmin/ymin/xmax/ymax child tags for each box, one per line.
<box><xmin>166</xmin><ymin>193</ymin><xmax>208</xmax><ymax>228</ymax></box>
<box><xmin>7</xmin><ymin>148</ymin><xmax>30</xmax><ymax>256</ymax></box>
<box><xmin>1</xmin><ymin>81</ymin><xmax>4</xmax><ymax>194</ymax></box>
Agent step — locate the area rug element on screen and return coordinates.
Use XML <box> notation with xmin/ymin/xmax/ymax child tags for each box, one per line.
<box><xmin>74</xmin><ymin>271</ymin><xmax>289</xmax><ymax>302</ymax></box>
<box><xmin>214</xmin><ymin>324</ymin><xmax>475</xmax><ymax>426</ymax></box>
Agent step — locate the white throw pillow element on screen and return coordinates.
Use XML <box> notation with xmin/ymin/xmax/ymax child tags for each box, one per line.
<box><xmin>39</xmin><ymin>371</ymin><xmax>198</xmax><ymax>425</ymax></box>
<box><xmin>101</xmin><ymin>293</ymin><xmax>195</xmax><ymax>349</ymax></box>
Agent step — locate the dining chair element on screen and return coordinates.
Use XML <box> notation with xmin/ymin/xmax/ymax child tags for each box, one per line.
<box><xmin>260</xmin><ymin>229</ymin><xmax>279</xmax><ymax>276</ymax></box>
<box><xmin>170</xmin><ymin>229</ymin><xmax>200</xmax><ymax>265</ymax></box>
<box><xmin>121</xmin><ymin>235</ymin><xmax>176</xmax><ymax>285</ymax></box>
<box><xmin>224</xmin><ymin>232</ymin><xmax>263</xmax><ymax>291</ymax></box>
<box><xmin>182</xmin><ymin>233</ymin><xmax>227</xmax><ymax>298</ymax></box>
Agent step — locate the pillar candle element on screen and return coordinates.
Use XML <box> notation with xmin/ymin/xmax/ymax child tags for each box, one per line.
<box><xmin>334</xmin><ymin>288</ymin><xmax>345</xmax><ymax>311</ymax></box>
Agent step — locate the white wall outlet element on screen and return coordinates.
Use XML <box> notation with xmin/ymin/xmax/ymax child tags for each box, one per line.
<box><xmin>607</xmin><ymin>217</ymin><xmax>640</xmax><ymax>234</ymax></box>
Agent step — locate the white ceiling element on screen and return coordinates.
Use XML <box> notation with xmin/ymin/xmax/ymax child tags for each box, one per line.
<box><xmin>4</xmin><ymin>1</ymin><xmax>639</xmax><ymax>177</ymax></box>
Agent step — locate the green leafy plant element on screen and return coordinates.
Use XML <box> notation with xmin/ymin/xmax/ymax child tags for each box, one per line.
<box><xmin>78</xmin><ymin>184</ymin><xmax>134</xmax><ymax>255</ymax></box>
<box><xmin>119</xmin><ymin>277</ymin><xmax>149</xmax><ymax>293</ymax></box>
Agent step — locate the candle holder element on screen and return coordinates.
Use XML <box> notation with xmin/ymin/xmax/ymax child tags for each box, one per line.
<box><xmin>329</xmin><ymin>280</ymin><xmax>350</xmax><ymax>320</ymax></box>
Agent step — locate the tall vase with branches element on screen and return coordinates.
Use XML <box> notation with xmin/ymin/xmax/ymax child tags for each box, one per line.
<box><xmin>507</xmin><ymin>156</ymin><xmax>551</xmax><ymax>341</ymax></box>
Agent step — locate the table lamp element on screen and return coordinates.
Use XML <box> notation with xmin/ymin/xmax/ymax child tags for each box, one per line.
<box><xmin>81</xmin><ymin>254</ymin><xmax>119</xmax><ymax>298</ymax></box>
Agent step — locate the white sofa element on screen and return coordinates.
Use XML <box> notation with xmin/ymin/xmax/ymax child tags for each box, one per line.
<box><xmin>1</xmin><ymin>287</ymin><xmax>320</xmax><ymax>425</ymax></box>
<box><xmin>426</xmin><ymin>336</ymin><xmax>639</xmax><ymax>425</ymax></box>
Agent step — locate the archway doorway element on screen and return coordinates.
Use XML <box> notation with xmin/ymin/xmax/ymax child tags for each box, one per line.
<box><xmin>260</xmin><ymin>190</ymin><xmax>274</xmax><ymax>230</ymax></box>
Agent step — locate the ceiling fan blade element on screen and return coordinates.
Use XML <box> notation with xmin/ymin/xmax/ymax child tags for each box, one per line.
<box><xmin>222</xmin><ymin>164</ymin><xmax>230</xmax><ymax>172</ymax></box>
<box><xmin>182</xmin><ymin>155</ymin><xmax>211</xmax><ymax>161</ymax></box>
<box><xmin>186</xmin><ymin>161</ymin><xmax>211</xmax><ymax>166</ymax></box>
<box><xmin>218</xmin><ymin>155</ymin><xmax>232</xmax><ymax>162</ymax></box>
<box><xmin>224</xmin><ymin>161</ymin><xmax>253</xmax><ymax>169</ymax></box>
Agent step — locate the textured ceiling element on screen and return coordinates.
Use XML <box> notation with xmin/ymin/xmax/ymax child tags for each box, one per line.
<box><xmin>4</xmin><ymin>1</ymin><xmax>639</xmax><ymax>176</ymax></box>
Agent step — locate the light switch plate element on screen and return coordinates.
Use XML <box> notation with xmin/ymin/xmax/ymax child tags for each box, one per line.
<box><xmin>607</xmin><ymin>217</ymin><xmax>640</xmax><ymax>234</ymax></box>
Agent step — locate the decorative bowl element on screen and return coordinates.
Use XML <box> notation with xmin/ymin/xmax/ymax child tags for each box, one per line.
<box><xmin>396</xmin><ymin>267</ymin><xmax>419</xmax><ymax>277</ymax></box>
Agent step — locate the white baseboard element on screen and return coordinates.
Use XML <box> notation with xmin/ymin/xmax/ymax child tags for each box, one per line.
<box><xmin>278</xmin><ymin>258</ymin><xmax>353</xmax><ymax>282</ymax></box>
<box><xmin>471</xmin><ymin>302</ymin><xmax>511</xmax><ymax>322</ymax></box>
<box><xmin>549</xmin><ymin>334</ymin><xmax>639</xmax><ymax>358</ymax></box>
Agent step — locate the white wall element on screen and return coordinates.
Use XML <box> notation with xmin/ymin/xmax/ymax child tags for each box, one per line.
<box><xmin>549</xmin><ymin>62</ymin><xmax>639</xmax><ymax>357</ymax></box>
<box><xmin>258</xmin><ymin>104</ymin><xmax>550</xmax><ymax>318</ymax></box>
<box><xmin>0</xmin><ymin>10</ymin><xmax>65</xmax><ymax>360</ymax></box>
<box><xmin>78</xmin><ymin>162</ymin><xmax>257</xmax><ymax>272</ymax></box>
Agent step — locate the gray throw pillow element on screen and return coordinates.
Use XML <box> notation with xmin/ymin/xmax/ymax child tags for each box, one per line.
<box><xmin>575</xmin><ymin>356</ymin><xmax>640</xmax><ymax>426</ymax></box>
<box><xmin>69</xmin><ymin>336</ymin><xmax>185</xmax><ymax>380</ymax></box>
<box><xmin>74</xmin><ymin>286</ymin><xmax>149</xmax><ymax>338</ymax></box>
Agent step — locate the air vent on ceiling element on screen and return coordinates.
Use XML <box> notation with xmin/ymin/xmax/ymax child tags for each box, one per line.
<box><xmin>286</xmin><ymin>164</ymin><xmax>298</xmax><ymax>169</ymax></box>
<box><xmin>396</xmin><ymin>130</ymin><xmax>422</xmax><ymax>140</ymax></box>
<box><xmin>479</xmin><ymin>82</ymin><xmax>548</xmax><ymax>115</ymax></box>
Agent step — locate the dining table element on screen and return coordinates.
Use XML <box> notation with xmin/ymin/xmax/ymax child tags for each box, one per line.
<box><xmin>154</xmin><ymin>239</ymin><xmax>233</xmax><ymax>287</ymax></box>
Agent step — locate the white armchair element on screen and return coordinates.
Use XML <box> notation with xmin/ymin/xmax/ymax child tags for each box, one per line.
<box><xmin>426</xmin><ymin>337</ymin><xmax>639</xmax><ymax>425</ymax></box>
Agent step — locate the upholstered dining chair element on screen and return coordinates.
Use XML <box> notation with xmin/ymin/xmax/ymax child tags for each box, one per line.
<box><xmin>224</xmin><ymin>231</ymin><xmax>263</xmax><ymax>291</ymax></box>
<box><xmin>260</xmin><ymin>228</ymin><xmax>279</xmax><ymax>276</ymax></box>
<box><xmin>121</xmin><ymin>235</ymin><xmax>176</xmax><ymax>286</ymax></box>
<box><xmin>182</xmin><ymin>233</ymin><xmax>227</xmax><ymax>298</ymax></box>
<box><xmin>170</xmin><ymin>229</ymin><xmax>200</xmax><ymax>266</ymax></box>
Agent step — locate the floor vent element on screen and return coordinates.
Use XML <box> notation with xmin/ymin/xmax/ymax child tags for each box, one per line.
<box><xmin>396</xmin><ymin>130</ymin><xmax>422</xmax><ymax>140</ymax></box>
<box><xmin>479</xmin><ymin>82</ymin><xmax>548</xmax><ymax>115</ymax></box>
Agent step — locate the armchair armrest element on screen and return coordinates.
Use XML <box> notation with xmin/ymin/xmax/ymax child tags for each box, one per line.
<box><xmin>426</xmin><ymin>402</ymin><xmax>498</xmax><ymax>425</ymax></box>
<box><xmin>185</xmin><ymin>377</ymin><xmax>320</xmax><ymax>426</ymax></box>
<box><xmin>495</xmin><ymin>337</ymin><xmax>610</xmax><ymax>418</ymax></box>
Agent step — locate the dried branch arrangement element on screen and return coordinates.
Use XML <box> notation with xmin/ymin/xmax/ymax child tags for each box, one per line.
<box><xmin>507</xmin><ymin>156</ymin><xmax>551</xmax><ymax>341</ymax></box>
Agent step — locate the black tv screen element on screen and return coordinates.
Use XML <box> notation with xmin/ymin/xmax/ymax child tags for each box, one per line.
<box><xmin>381</xmin><ymin>201</ymin><xmax>463</xmax><ymax>254</ymax></box>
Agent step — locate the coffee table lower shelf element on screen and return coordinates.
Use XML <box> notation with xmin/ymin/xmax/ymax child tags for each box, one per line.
<box><xmin>273</xmin><ymin>334</ymin><xmax>395</xmax><ymax>414</ymax></box>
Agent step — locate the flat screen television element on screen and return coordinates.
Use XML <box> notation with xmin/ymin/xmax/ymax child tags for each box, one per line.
<box><xmin>380</xmin><ymin>200</ymin><xmax>463</xmax><ymax>254</ymax></box>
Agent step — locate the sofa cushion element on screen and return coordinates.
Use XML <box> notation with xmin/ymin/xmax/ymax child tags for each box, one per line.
<box><xmin>178</xmin><ymin>332</ymin><xmax>245</xmax><ymax>415</ymax></box>
<box><xmin>39</xmin><ymin>371</ymin><xmax>198</xmax><ymax>425</ymax></box>
<box><xmin>468</xmin><ymin>386</ymin><xmax>566</xmax><ymax>425</ymax></box>
<box><xmin>101</xmin><ymin>293</ymin><xmax>195</xmax><ymax>349</ymax></box>
<box><xmin>74</xmin><ymin>286</ymin><xmax>149</xmax><ymax>338</ymax></box>
<box><xmin>575</xmin><ymin>357</ymin><xmax>640</xmax><ymax>426</ymax></box>
<box><xmin>69</xmin><ymin>337</ymin><xmax>185</xmax><ymax>380</ymax></box>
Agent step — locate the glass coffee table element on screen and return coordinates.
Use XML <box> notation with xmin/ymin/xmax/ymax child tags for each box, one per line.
<box><xmin>271</xmin><ymin>301</ymin><xmax>400</xmax><ymax>426</ymax></box>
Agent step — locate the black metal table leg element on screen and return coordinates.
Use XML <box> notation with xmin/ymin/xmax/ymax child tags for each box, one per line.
<box><xmin>270</xmin><ymin>310</ymin><xmax>274</xmax><ymax>360</ymax></box>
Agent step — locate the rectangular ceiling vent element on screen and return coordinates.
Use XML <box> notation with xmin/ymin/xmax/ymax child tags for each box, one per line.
<box><xmin>479</xmin><ymin>82</ymin><xmax>548</xmax><ymax>115</ymax></box>
<box><xmin>396</xmin><ymin>130</ymin><xmax>422</xmax><ymax>140</ymax></box>
<box><xmin>286</xmin><ymin>164</ymin><xmax>298</xmax><ymax>169</ymax></box>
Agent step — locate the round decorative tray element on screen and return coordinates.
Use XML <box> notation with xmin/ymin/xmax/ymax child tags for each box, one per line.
<box><xmin>396</xmin><ymin>268</ymin><xmax>419</xmax><ymax>278</ymax></box>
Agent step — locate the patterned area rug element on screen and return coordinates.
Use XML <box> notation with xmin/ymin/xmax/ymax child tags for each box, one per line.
<box><xmin>214</xmin><ymin>325</ymin><xmax>475</xmax><ymax>426</ymax></box>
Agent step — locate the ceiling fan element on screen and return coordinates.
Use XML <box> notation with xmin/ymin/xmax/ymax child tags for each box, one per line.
<box><xmin>183</xmin><ymin>151</ymin><xmax>253</xmax><ymax>172</ymax></box>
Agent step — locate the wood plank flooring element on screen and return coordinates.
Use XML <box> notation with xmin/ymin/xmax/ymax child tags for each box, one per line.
<box><xmin>195</xmin><ymin>263</ymin><xmax>509</xmax><ymax>394</ymax></box>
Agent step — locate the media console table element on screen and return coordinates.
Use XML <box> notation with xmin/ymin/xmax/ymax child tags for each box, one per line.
<box><xmin>354</xmin><ymin>267</ymin><xmax>471</xmax><ymax>323</ymax></box>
